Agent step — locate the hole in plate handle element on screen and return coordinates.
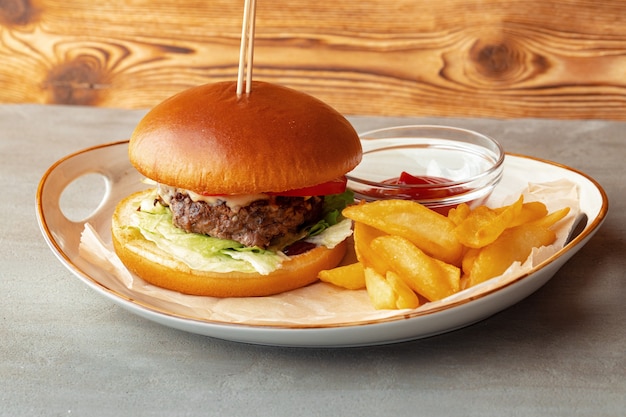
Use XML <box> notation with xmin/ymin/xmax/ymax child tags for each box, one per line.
<box><xmin>59</xmin><ymin>172</ymin><xmax>108</xmax><ymax>222</ymax></box>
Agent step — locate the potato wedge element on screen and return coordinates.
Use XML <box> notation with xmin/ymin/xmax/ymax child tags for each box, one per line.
<box><xmin>461</xmin><ymin>247</ymin><xmax>479</xmax><ymax>277</ymax></box>
<box><xmin>363</xmin><ymin>267</ymin><xmax>420</xmax><ymax>310</ymax></box>
<box><xmin>318</xmin><ymin>262</ymin><xmax>366</xmax><ymax>290</ymax></box>
<box><xmin>530</xmin><ymin>207</ymin><xmax>571</xmax><ymax>229</ymax></box>
<box><xmin>448</xmin><ymin>203</ymin><xmax>471</xmax><ymax>226</ymax></box>
<box><xmin>468</xmin><ymin>222</ymin><xmax>557</xmax><ymax>286</ymax></box>
<box><xmin>385</xmin><ymin>271</ymin><xmax>420</xmax><ymax>309</ymax></box>
<box><xmin>343</xmin><ymin>200</ymin><xmax>463</xmax><ymax>266</ymax></box>
<box><xmin>370</xmin><ymin>235</ymin><xmax>460</xmax><ymax>301</ymax></box>
<box><xmin>352</xmin><ymin>221</ymin><xmax>389</xmax><ymax>272</ymax></box>
<box><xmin>363</xmin><ymin>267</ymin><xmax>397</xmax><ymax>310</ymax></box>
<box><xmin>455</xmin><ymin>195</ymin><xmax>524</xmax><ymax>248</ymax></box>
<box><xmin>506</xmin><ymin>201</ymin><xmax>548</xmax><ymax>228</ymax></box>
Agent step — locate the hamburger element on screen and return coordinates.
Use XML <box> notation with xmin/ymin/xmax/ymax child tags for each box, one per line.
<box><xmin>111</xmin><ymin>80</ymin><xmax>362</xmax><ymax>297</ymax></box>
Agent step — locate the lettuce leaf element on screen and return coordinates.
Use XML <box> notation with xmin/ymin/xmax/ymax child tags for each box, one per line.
<box><xmin>131</xmin><ymin>200</ymin><xmax>285</xmax><ymax>274</ymax></box>
<box><xmin>304</xmin><ymin>218</ymin><xmax>353</xmax><ymax>249</ymax></box>
<box><xmin>306</xmin><ymin>189</ymin><xmax>354</xmax><ymax>237</ymax></box>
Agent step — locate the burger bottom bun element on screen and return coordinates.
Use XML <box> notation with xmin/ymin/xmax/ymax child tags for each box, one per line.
<box><xmin>111</xmin><ymin>190</ymin><xmax>347</xmax><ymax>297</ymax></box>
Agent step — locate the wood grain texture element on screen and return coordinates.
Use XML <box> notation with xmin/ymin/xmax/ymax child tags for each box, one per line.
<box><xmin>1</xmin><ymin>0</ymin><xmax>625</xmax><ymax>119</ymax></box>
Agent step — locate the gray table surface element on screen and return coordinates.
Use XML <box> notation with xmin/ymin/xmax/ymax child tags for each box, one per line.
<box><xmin>1</xmin><ymin>104</ymin><xmax>624</xmax><ymax>416</ymax></box>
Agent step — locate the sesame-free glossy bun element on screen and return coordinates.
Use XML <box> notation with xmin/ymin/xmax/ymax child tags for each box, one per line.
<box><xmin>111</xmin><ymin>190</ymin><xmax>347</xmax><ymax>297</ymax></box>
<box><xmin>129</xmin><ymin>81</ymin><xmax>362</xmax><ymax>195</ymax></box>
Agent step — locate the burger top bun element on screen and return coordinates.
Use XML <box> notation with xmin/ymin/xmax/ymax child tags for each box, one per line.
<box><xmin>129</xmin><ymin>81</ymin><xmax>362</xmax><ymax>195</ymax></box>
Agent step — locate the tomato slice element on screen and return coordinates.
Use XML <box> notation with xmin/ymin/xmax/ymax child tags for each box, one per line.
<box><xmin>268</xmin><ymin>176</ymin><xmax>348</xmax><ymax>197</ymax></box>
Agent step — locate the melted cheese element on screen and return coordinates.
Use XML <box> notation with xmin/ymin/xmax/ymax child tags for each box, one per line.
<box><xmin>157</xmin><ymin>183</ymin><xmax>269</xmax><ymax>211</ymax></box>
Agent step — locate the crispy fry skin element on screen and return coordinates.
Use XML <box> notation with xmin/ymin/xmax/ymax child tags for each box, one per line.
<box><xmin>318</xmin><ymin>262</ymin><xmax>365</xmax><ymax>290</ymax></box>
<box><xmin>455</xmin><ymin>196</ymin><xmax>523</xmax><ymax>248</ymax></box>
<box><xmin>371</xmin><ymin>235</ymin><xmax>460</xmax><ymax>301</ymax></box>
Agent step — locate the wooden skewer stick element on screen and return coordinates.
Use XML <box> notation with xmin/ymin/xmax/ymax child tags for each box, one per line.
<box><xmin>245</xmin><ymin>0</ymin><xmax>257</xmax><ymax>94</ymax></box>
<box><xmin>236</xmin><ymin>0</ymin><xmax>257</xmax><ymax>96</ymax></box>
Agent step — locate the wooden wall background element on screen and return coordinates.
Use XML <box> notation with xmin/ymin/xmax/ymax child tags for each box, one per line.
<box><xmin>1</xmin><ymin>0</ymin><xmax>625</xmax><ymax>120</ymax></box>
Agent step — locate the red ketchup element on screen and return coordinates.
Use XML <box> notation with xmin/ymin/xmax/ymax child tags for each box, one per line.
<box><xmin>363</xmin><ymin>171</ymin><xmax>469</xmax><ymax>215</ymax></box>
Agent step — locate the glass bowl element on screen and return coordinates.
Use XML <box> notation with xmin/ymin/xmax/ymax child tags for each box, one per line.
<box><xmin>346</xmin><ymin>125</ymin><xmax>505</xmax><ymax>214</ymax></box>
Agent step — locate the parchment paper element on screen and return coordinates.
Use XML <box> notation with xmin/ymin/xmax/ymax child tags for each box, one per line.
<box><xmin>78</xmin><ymin>179</ymin><xmax>579</xmax><ymax>326</ymax></box>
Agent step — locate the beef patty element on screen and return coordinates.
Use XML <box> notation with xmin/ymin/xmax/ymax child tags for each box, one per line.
<box><xmin>164</xmin><ymin>192</ymin><xmax>324</xmax><ymax>248</ymax></box>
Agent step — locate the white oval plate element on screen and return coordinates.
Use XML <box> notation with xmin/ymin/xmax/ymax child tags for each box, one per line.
<box><xmin>37</xmin><ymin>141</ymin><xmax>608</xmax><ymax>347</ymax></box>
